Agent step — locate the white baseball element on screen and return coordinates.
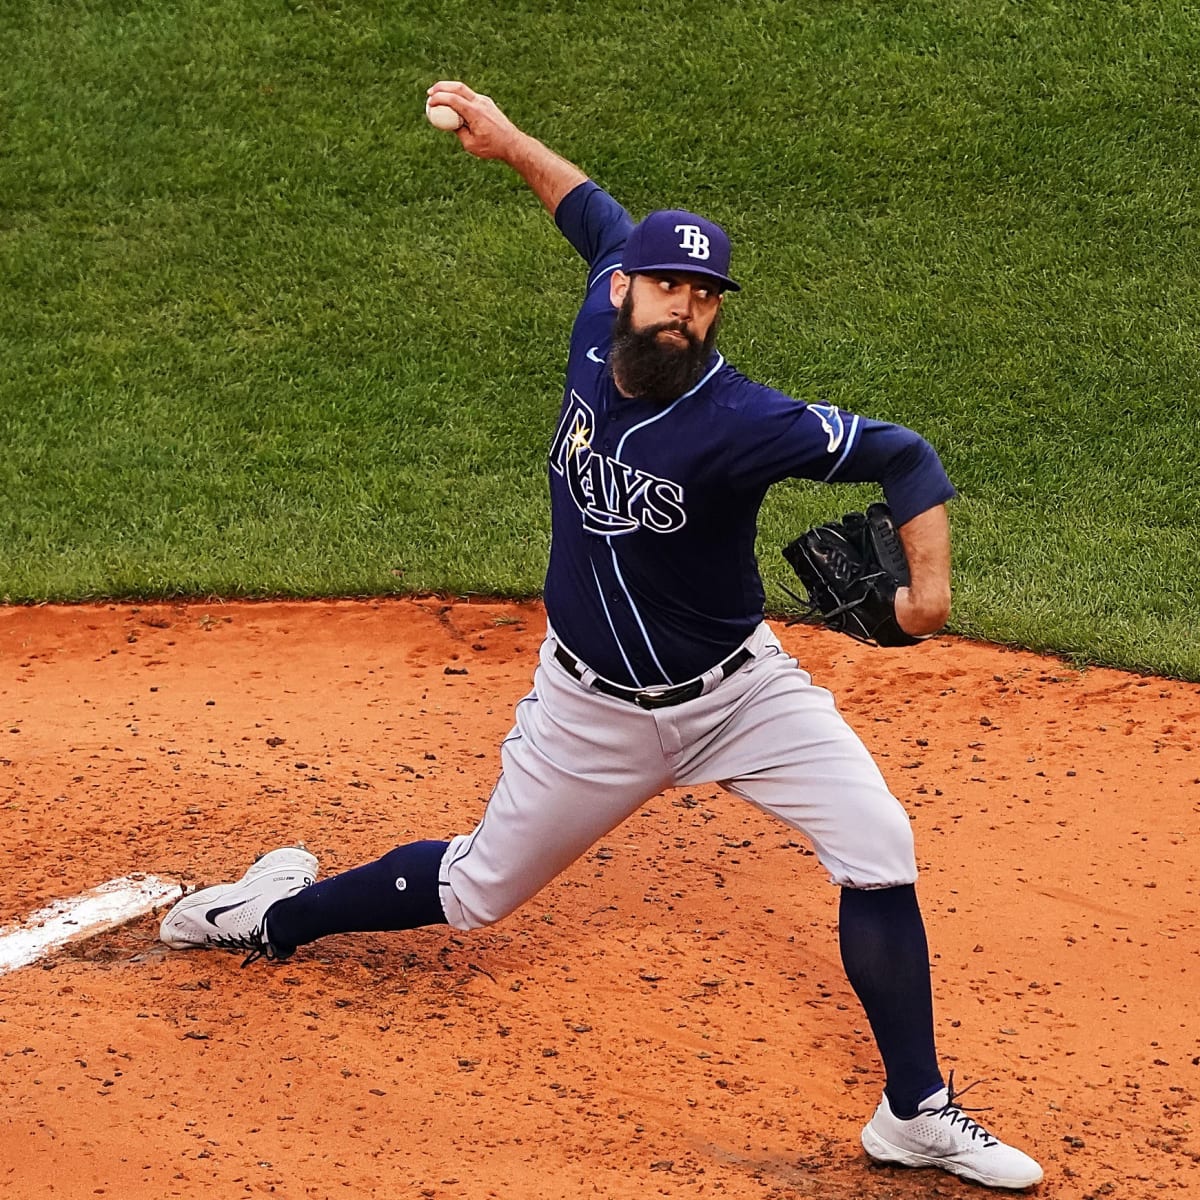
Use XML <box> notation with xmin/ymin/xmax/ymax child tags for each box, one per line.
<box><xmin>425</xmin><ymin>101</ymin><xmax>463</xmax><ymax>132</ymax></box>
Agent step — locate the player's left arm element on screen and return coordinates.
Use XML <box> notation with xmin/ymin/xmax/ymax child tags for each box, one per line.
<box><xmin>844</xmin><ymin>419</ymin><xmax>954</xmax><ymax>637</ymax></box>
<box><xmin>728</xmin><ymin>389</ymin><xmax>956</xmax><ymax>637</ymax></box>
<box><xmin>893</xmin><ymin>503</ymin><xmax>951</xmax><ymax>637</ymax></box>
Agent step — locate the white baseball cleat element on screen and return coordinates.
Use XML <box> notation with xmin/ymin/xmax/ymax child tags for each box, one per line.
<box><xmin>159</xmin><ymin>846</ymin><xmax>318</xmax><ymax>965</ymax></box>
<box><xmin>861</xmin><ymin>1076</ymin><xmax>1044</xmax><ymax>1190</ymax></box>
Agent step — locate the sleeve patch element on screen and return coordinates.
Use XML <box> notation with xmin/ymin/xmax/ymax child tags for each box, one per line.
<box><xmin>806</xmin><ymin>403</ymin><xmax>846</xmax><ymax>453</ymax></box>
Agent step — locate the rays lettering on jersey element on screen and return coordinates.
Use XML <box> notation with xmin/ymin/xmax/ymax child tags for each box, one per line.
<box><xmin>550</xmin><ymin>393</ymin><xmax>687</xmax><ymax>536</ymax></box>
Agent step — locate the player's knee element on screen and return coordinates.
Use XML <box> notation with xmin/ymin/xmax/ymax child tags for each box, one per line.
<box><xmin>870</xmin><ymin>803</ymin><xmax>918</xmax><ymax>883</ymax></box>
<box><xmin>453</xmin><ymin>908</ymin><xmax>503</xmax><ymax>932</ymax></box>
<box><xmin>441</xmin><ymin>888</ymin><xmax>523</xmax><ymax>932</ymax></box>
<box><xmin>827</xmin><ymin>800</ymin><xmax>917</xmax><ymax>888</ymax></box>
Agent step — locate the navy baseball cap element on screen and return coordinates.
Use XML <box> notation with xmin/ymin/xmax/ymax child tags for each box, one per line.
<box><xmin>622</xmin><ymin>209</ymin><xmax>740</xmax><ymax>292</ymax></box>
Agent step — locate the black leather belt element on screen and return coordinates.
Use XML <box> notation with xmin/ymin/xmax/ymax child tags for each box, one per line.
<box><xmin>553</xmin><ymin>644</ymin><xmax>753</xmax><ymax>710</ymax></box>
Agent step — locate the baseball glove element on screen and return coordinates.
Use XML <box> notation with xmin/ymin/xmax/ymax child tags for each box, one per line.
<box><xmin>781</xmin><ymin>503</ymin><xmax>923</xmax><ymax>647</ymax></box>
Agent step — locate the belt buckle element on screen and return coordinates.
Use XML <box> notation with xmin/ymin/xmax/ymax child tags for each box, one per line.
<box><xmin>634</xmin><ymin>682</ymin><xmax>698</xmax><ymax>709</ymax></box>
<box><xmin>633</xmin><ymin>686</ymin><xmax>683</xmax><ymax>709</ymax></box>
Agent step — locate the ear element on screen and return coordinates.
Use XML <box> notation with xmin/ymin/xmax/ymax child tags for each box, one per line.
<box><xmin>610</xmin><ymin>269</ymin><xmax>630</xmax><ymax>310</ymax></box>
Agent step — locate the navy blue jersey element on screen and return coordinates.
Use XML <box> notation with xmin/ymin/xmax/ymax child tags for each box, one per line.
<box><xmin>544</xmin><ymin>182</ymin><xmax>956</xmax><ymax>688</ymax></box>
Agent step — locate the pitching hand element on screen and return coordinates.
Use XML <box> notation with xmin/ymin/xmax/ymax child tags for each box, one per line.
<box><xmin>425</xmin><ymin>81</ymin><xmax>525</xmax><ymax>162</ymax></box>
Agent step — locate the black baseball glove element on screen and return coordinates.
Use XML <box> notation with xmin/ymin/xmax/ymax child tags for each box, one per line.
<box><xmin>781</xmin><ymin>503</ymin><xmax>924</xmax><ymax>647</ymax></box>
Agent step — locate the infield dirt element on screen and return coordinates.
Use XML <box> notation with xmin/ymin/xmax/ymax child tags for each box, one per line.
<box><xmin>1</xmin><ymin>598</ymin><xmax>1197</xmax><ymax>1199</ymax></box>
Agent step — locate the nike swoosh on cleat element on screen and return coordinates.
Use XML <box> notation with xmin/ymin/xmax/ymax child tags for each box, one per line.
<box><xmin>205</xmin><ymin>896</ymin><xmax>257</xmax><ymax>925</ymax></box>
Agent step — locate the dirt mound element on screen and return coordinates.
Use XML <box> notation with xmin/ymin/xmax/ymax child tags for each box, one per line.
<box><xmin>1</xmin><ymin>598</ymin><xmax>1197</xmax><ymax>1198</ymax></box>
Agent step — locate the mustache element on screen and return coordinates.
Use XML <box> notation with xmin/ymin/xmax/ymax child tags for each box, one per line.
<box><xmin>643</xmin><ymin>320</ymin><xmax>700</xmax><ymax>347</ymax></box>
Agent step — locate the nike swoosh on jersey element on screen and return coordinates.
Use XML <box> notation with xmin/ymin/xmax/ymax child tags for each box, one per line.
<box><xmin>586</xmin><ymin>346</ymin><xmax>606</xmax><ymax>363</ymax></box>
<box><xmin>205</xmin><ymin>896</ymin><xmax>257</xmax><ymax>925</ymax></box>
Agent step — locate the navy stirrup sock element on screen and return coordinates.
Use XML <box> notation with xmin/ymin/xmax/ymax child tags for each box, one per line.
<box><xmin>266</xmin><ymin>840</ymin><xmax>450</xmax><ymax>953</ymax></box>
<box><xmin>838</xmin><ymin>884</ymin><xmax>943</xmax><ymax>1118</ymax></box>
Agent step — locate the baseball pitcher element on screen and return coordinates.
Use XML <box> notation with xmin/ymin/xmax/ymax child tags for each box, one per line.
<box><xmin>161</xmin><ymin>81</ymin><xmax>1043</xmax><ymax>1191</ymax></box>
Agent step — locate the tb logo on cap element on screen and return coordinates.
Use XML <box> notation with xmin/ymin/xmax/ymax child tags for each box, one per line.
<box><xmin>675</xmin><ymin>224</ymin><xmax>711</xmax><ymax>261</ymax></box>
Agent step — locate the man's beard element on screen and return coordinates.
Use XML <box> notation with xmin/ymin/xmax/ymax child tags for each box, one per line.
<box><xmin>609</xmin><ymin>293</ymin><xmax>721</xmax><ymax>404</ymax></box>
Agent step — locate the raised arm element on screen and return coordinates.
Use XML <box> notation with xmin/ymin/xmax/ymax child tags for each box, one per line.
<box><xmin>426</xmin><ymin>81</ymin><xmax>588</xmax><ymax>215</ymax></box>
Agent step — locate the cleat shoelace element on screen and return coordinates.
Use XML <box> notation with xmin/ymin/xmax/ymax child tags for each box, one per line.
<box><xmin>928</xmin><ymin>1071</ymin><xmax>999</xmax><ymax>1146</ymax></box>
<box><xmin>204</xmin><ymin>928</ymin><xmax>282</xmax><ymax>968</ymax></box>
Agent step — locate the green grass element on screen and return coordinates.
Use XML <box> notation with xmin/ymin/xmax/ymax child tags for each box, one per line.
<box><xmin>2</xmin><ymin>0</ymin><xmax>1199</xmax><ymax>677</ymax></box>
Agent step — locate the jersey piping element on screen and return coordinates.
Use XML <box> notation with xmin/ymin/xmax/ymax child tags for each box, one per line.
<box><xmin>606</xmin><ymin>540</ymin><xmax>670</xmax><ymax>684</ymax></box>
<box><xmin>587</xmin><ymin>262</ymin><xmax>621</xmax><ymax>291</ymax></box>
<box><xmin>603</xmin><ymin>353</ymin><xmax>727</xmax><ymax>684</ymax></box>
<box><xmin>823</xmin><ymin>413</ymin><xmax>862</xmax><ymax>481</ymax></box>
<box><xmin>590</xmin><ymin>559</ymin><xmax>642</xmax><ymax>685</ymax></box>
<box><xmin>614</xmin><ymin>353</ymin><xmax>725</xmax><ymax>460</ymax></box>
